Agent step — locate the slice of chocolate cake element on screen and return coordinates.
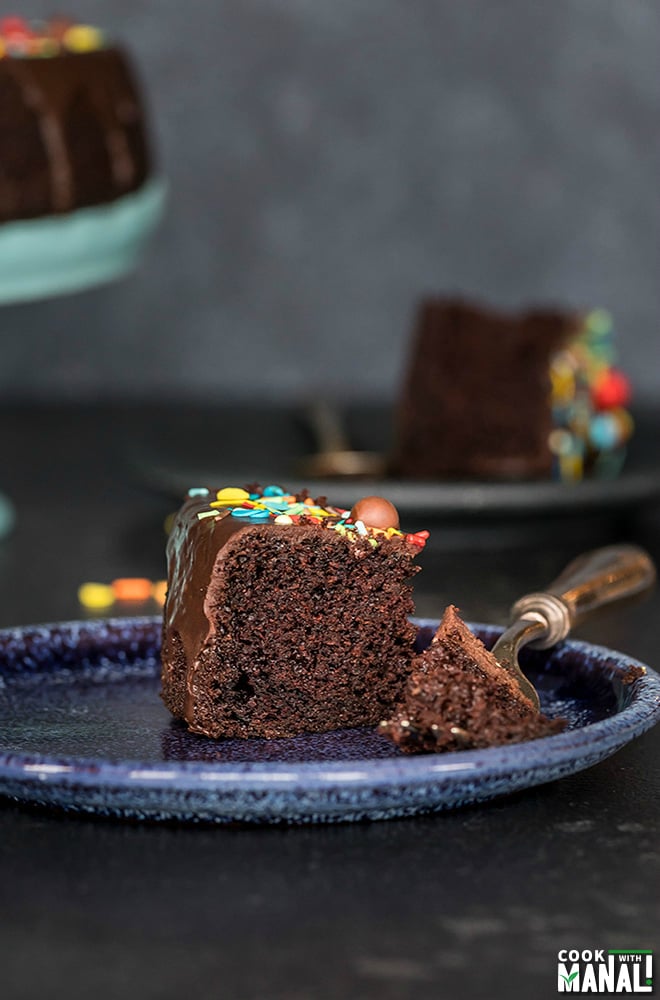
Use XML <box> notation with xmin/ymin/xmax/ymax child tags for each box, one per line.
<box><xmin>392</xmin><ymin>298</ymin><xmax>633</xmax><ymax>481</ymax></box>
<box><xmin>161</xmin><ymin>486</ymin><xmax>429</xmax><ymax>739</ymax></box>
<box><xmin>380</xmin><ymin>605</ymin><xmax>565</xmax><ymax>753</ymax></box>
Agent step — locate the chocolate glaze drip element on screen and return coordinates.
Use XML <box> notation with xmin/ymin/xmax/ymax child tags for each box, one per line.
<box><xmin>164</xmin><ymin>499</ymin><xmax>249</xmax><ymax>667</ymax></box>
<box><xmin>163</xmin><ymin>498</ymin><xmax>252</xmax><ymax>725</ymax></box>
<box><xmin>0</xmin><ymin>48</ymin><xmax>151</xmax><ymax>222</ymax></box>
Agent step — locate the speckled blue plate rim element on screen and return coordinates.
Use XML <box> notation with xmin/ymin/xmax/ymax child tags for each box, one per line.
<box><xmin>0</xmin><ymin>616</ymin><xmax>658</xmax><ymax>806</ymax></box>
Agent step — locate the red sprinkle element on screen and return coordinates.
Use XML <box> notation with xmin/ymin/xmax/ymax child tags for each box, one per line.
<box><xmin>592</xmin><ymin>370</ymin><xmax>631</xmax><ymax>410</ymax></box>
<box><xmin>1</xmin><ymin>17</ymin><xmax>33</xmax><ymax>43</ymax></box>
<box><xmin>406</xmin><ymin>532</ymin><xmax>428</xmax><ymax>549</ymax></box>
<box><xmin>1</xmin><ymin>16</ymin><xmax>30</xmax><ymax>33</ymax></box>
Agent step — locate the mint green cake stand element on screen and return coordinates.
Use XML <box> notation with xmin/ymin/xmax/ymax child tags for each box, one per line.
<box><xmin>0</xmin><ymin>178</ymin><xmax>166</xmax><ymax>304</ymax></box>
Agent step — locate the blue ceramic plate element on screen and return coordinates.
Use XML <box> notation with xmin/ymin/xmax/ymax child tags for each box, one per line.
<box><xmin>0</xmin><ymin>617</ymin><xmax>658</xmax><ymax>825</ymax></box>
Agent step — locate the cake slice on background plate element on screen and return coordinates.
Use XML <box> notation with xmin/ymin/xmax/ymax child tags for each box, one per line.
<box><xmin>392</xmin><ymin>298</ymin><xmax>633</xmax><ymax>482</ymax></box>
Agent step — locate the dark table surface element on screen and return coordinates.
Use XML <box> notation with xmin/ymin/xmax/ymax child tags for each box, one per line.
<box><xmin>0</xmin><ymin>403</ymin><xmax>658</xmax><ymax>1000</ymax></box>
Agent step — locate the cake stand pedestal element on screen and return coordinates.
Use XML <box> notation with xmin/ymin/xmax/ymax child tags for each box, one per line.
<box><xmin>0</xmin><ymin>179</ymin><xmax>166</xmax><ymax>537</ymax></box>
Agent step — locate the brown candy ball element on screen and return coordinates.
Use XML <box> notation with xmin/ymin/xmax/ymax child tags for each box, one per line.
<box><xmin>350</xmin><ymin>495</ymin><xmax>400</xmax><ymax>530</ymax></box>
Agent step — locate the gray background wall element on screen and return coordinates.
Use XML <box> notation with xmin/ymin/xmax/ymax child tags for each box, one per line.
<box><xmin>2</xmin><ymin>0</ymin><xmax>659</xmax><ymax>402</ymax></box>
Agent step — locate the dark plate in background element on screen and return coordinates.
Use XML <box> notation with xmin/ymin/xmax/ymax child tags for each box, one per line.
<box><xmin>129</xmin><ymin>403</ymin><xmax>660</xmax><ymax>518</ymax></box>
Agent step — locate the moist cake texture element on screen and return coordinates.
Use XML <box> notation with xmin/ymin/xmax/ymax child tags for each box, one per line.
<box><xmin>380</xmin><ymin>605</ymin><xmax>565</xmax><ymax>753</ymax></box>
<box><xmin>161</xmin><ymin>486</ymin><xmax>428</xmax><ymax>740</ymax></box>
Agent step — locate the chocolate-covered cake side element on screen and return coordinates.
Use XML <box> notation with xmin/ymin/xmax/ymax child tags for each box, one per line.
<box><xmin>392</xmin><ymin>298</ymin><xmax>633</xmax><ymax>482</ymax></box>
<box><xmin>161</xmin><ymin>487</ymin><xmax>428</xmax><ymax>740</ymax></box>
<box><xmin>0</xmin><ymin>19</ymin><xmax>152</xmax><ymax>223</ymax></box>
<box><xmin>380</xmin><ymin>605</ymin><xmax>565</xmax><ymax>753</ymax></box>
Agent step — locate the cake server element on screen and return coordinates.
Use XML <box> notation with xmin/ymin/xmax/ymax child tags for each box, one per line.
<box><xmin>492</xmin><ymin>544</ymin><xmax>656</xmax><ymax>709</ymax></box>
<box><xmin>298</xmin><ymin>401</ymin><xmax>386</xmax><ymax>478</ymax></box>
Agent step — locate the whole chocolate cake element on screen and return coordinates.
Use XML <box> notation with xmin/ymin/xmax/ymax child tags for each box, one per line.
<box><xmin>392</xmin><ymin>298</ymin><xmax>633</xmax><ymax>482</ymax></box>
<box><xmin>161</xmin><ymin>486</ymin><xmax>429</xmax><ymax>740</ymax></box>
<box><xmin>380</xmin><ymin>605</ymin><xmax>565</xmax><ymax>753</ymax></box>
<box><xmin>0</xmin><ymin>17</ymin><xmax>151</xmax><ymax>222</ymax></box>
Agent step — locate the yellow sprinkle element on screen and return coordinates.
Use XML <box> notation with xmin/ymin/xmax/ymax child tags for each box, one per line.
<box><xmin>152</xmin><ymin>580</ymin><xmax>168</xmax><ymax>606</ymax></box>
<box><xmin>306</xmin><ymin>506</ymin><xmax>332</xmax><ymax>517</ymax></box>
<box><xmin>78</xmin><ymin>582</ymin><xmax>115</xmax><ymax>610</ymax></box>
<box><xmin>63</xmin><ymin>25</ymin><xmax>103</xmax><ymax>52</ymax></box>
<box><xmin>164</xmin><ymin>512</ymin><xmax>177</xmax><ymax>535</ymax></box>
<box><xmin>215</xmin><ymin>487</ymin><xmax>249</xmax><ymax>503</ymax></box>
<box><xmin>560</xmin><ymin>452</ymin><xmax>584</xmax><ymax>483</ymax></box>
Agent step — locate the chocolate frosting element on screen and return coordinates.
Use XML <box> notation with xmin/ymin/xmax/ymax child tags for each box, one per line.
<box><xmin>163</xmin><ymin>497</ymin><xmax>253</xmax><ymax>673</ymax></box>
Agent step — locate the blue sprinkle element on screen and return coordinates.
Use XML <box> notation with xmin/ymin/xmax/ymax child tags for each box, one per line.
<box><xmin>249</xmin><ymin>493</ymin><xmax>261</xmax><ymax>500</ymax></box>
<box><xmin>248</xmin><ymin>509</ymin><xmax>272</xmax><ymax>521</ymax></box>
<box><xmin>589</xmin><ymin>413</ymin><xmax>619</xmax><ymax>450</ymax></box>
<box><xmin>187</xmin><ymin>487</ymin><xmax>209</xmax><ymax>497</ymax></box>
<box><xmin>263</xmin><ymin>485</ymin><xmax>285</xmax><ymax>497</ymax></box>
<box><xmin>260</xmin><ymin>500</ymin><xmax>290</xmax><ymax>512</ymax></box>
<box><xmin>231</xmin><ymin>508</ymin><xmax>253</xmax><ymax>518</ymax></box>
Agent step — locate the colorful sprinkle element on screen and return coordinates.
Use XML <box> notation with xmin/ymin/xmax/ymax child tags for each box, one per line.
<box><xmin>62</xmin><ymin>24</ymin><xmax>103</xmax><ymax>53</ymax></box>
<box><xmin>112</xmin><ymin>578</ymin><xmax>153</xmax><ymax>601</ymax></box>
<box><xmin>189</xmin><ymin>486</ymin><xmax>428</xmax><ymax>551</ymax></box>
<box><xmin>214</xmin><ymin>487</ymin><xmax>250</xmax><ymax>504</ymax></box>
<box><xmin>78</xmin><ymin>577</ymin><xmax>167</xmax><ymax>611</ymax></box>
<box><xmin>77</xmin><ymin>582</ymin><xmax>115</xmax><ymax>610</ymax></box>
<box><xmin>0</xmin><ymin>18</ymin><xmax>105</xmax><ymax>58</ymax></box>
<box><xmin>584</xmin><ymin>308</ymin><xmax>613</xmax><ymax>336</ymax></box>
<box><xmin>246</xmin><ymin>509</ymin><xmax>272</xmax><ymax>521</ymax></box>
<box><xmin>405</xmin><ymin>532</ymin><xmax>429</xmax><ymax>549</ymax></box>
<box><xmin>549</xmin><ymin>312</ymin><xmax>633</xmax><ymax>482</ymax></box>
<box><xmin>592</xmin><ymin>369</ymin><xmax>632</xmax><ymax>411</ymax></box>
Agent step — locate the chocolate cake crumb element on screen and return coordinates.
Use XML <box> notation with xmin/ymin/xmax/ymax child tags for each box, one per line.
<box><xmin>380</xmin><ymin>605</ymin><xmax>566</xmax><ymax>753</ymax></box>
